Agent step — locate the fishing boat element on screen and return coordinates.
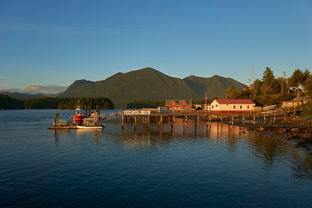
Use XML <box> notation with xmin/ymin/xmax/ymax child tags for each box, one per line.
<box><xmin>72</xmin><ymin>101</ymin><xmax>85</xmax><ymax>125</ymax></box>
<box><xmin>49</xmin><ymin>100</ymin><xmax>106</xmax><ymax>130</ymax></box>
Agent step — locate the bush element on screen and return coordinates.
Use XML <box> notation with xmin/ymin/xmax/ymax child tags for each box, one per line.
<box><xmin>301</xmin><ymin>102</ymin><xmax>312</xmax><ymax>117</ymax></box>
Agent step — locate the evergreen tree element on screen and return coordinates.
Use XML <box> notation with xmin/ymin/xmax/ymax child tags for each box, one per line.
<box><xmin>225</xmin><ymin>86</ymin><xmax>237</xmax><ymax>98</ymax></box>
<box><xmin>261</xmin><ymin>67</ymin><xmax>276</xmax><ymax>95</ymax></box>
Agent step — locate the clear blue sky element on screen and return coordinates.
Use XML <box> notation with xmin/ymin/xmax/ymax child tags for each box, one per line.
<box><xmin>0</xmin><ymin>0</ymin><xmax>311</xmax><ymax>88</ymax></box>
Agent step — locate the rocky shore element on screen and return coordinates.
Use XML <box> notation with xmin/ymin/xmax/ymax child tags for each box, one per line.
<box><xmin>245</xmin><ymin>119</ymin><xmax>312</xmax><ymax>153</ymax></box>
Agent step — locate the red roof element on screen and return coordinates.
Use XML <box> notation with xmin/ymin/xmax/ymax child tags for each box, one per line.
<box><xmin>215</xmin><ymin>99</ymin><xmax>255</xmax><ymax>105</ymax></box>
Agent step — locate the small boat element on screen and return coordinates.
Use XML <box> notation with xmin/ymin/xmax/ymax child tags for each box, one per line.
<box><xmin>76</xmin><ymin>125</ymin><xmax>104</xmax><ymax>130</ymax></box>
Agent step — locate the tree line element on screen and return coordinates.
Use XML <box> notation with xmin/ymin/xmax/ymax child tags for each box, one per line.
<box><xmin>225</xmin><ymin>67</ymin><xmax>312</xmax><ymax>106</ymax></box>
<box><xmin>0</xmin><ymin>95</ymin><xmax>114</xmax><ymax>110</ymax></box>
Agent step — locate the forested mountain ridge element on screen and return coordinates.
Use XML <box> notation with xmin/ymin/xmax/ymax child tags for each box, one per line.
<box><xmin>60</xmin><ymin>67</ymin><xmax>247</xmax><ymax>107</ymax></box>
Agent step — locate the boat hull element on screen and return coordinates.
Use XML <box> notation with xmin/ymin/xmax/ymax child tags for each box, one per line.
<box><xmin>76</xmin><ymin>125</ymin><xmax>104</xmax><ymax>130</ymax></box>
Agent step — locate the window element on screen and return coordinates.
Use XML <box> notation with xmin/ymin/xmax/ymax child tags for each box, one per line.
<box><xmin>240</xmin><ymin>105</ymin><xmax>242</xmax><ymax>109</ymax></box>
<box><xmin>233</xmin><ymin>105</ymin><xmax>236</xmax><ymax>109</ymax></box>
<box><xmin>247</xmin><ymin>105</ymin><xmax>249</xmax><ymax>109</ymax></box>
<box><xmin>216</xmin><ymin>105</ymin><xmax>218</xmax><ymax>107</ymax></box>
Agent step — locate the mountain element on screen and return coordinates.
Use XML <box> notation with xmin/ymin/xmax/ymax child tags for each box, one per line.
<box><xmin>183</xmin><ymin>75</ymin><xmax>246</xmax><ymax>98</ymax></box>
<box><xmin>0</xmin><ymin>85</ymin><xmax>67</xmax><ymax>95</ymax></box>
<box><xmin>0</xmin><ymin>92</ymin><xmax>53</xmax><ymax>99</ymax></box>
<box><xmin>60</xmin><ymin>67</ymin><xmax>247</xmax><ymax>107</ymax></box>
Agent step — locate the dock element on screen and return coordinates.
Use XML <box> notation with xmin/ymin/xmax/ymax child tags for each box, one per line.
<box><xmin>120</xmin><ymin>106</ymin><xmax>303</xmax><ymax>129</ymax></box>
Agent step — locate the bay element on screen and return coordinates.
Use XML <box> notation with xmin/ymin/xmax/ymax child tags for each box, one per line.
<box><xmin>0</xmin><ymin>110</ymin><xmax>312</xmax><ymax>208</ymax></box>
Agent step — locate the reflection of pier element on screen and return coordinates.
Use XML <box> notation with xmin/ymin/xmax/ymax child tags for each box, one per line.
<box><xmin>120</xmin><ymin>107</ymin><xmax>303</xmax><ymax>130</ymax></box>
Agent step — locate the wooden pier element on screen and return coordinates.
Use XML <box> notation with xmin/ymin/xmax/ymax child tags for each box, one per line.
<box><xmin>120</xmin><ymin>107</ymin><xmax>303</xmax><ymax>129</ymax></box>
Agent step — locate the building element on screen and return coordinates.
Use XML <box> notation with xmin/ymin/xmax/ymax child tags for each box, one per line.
<box><xmin>202</xmin><ymin>100</ymin><xmax>213</xmax><ymax>111</ymax></box>
<box><xmin>208</xmin><ymin>99</ymin><xmax>255</xmax><ymax>114</ymax></box>
<box><xmin>165</xmin><ymin>100</ymin><xmax>192</xmax><ymax>110</ymax></box>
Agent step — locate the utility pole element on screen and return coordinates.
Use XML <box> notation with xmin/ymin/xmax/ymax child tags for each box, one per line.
<box><xmin>282</xmin><ymin>71</ymin><xmax>286</xmax><ymax>94</ymax></box>
<box><xmin>248</xmin><ymin>79</ymin><xmax>251</xmax><ymax>97</ymax></box>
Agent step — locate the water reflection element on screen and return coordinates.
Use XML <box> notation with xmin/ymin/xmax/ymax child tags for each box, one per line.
<box><xmin>51</xmin><ymin>120</ymin><xmax>312</xmax><ymax>180</ymax></box>
<box><xmin>53</xmin><ymin>129</ymin><xmax>104</xmax><ymax>146</ymax></box>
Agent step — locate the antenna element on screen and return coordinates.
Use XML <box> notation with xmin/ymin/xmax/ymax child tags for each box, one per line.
<box><xmin>252</xmin><ymin>65</ymin><xmax>255</xmax><ymax>97</ymax></box>
<box><xmin>252</xmin><ymin>65</ymin><xmax>255</xmax><ymax>83</ymax></box>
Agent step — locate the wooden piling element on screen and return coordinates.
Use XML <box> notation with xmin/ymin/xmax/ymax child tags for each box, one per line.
<box><xmin>54</xmin><ymin>112</ymin><xmax>59</xmax><ymax>127</ymax></box>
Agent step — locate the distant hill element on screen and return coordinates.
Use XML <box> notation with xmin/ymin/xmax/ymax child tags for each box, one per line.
<box><xmin>0</xmin><ymin>85</ymin><xmax>66</xmax><ymax>95</ymax></box>
<box><xmin>60</xmin><ymin>67</ymin><xmax>247</xmax><ymax>107</ymax></box>
<box><xmin>0</xmin><ymin>92</ymin><xmax>54</xmax><ymax>99</ymax></box>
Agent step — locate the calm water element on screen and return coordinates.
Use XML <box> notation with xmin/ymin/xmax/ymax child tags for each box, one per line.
<box><xmin>0</xmin><ymin>110</ymin><xmax>312</xmax><ymax>208</ymax></box>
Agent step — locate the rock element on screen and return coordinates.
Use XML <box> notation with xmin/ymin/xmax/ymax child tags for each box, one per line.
<box><xmin>291</xmin><ymin>128</ymin><xmax>299</xmax><ymax>133</ymax></box>
<box><xmin>285</xmin><ymin>134</ymin><xmax>294</xmax><ymax>139</ymax></box>
<box><xmin>301</xmin><ymin>133</ymin><xmax>312</xmax><ymax>139</ymax></box>
<box><xmin>283</xmin><ymin>128</ymin><xmax>289</xmax><ymax>133</ymax></box>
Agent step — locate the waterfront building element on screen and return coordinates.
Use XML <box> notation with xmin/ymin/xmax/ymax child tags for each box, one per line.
<box><xmin>165</xmin><ymin>100</ymin><xmax>192</xmax><ymax>110</ymax></box>
<box><xmin>208</xmin><ymin>99</ymin><xmax>255</xmax><ymax>113</ymax></box>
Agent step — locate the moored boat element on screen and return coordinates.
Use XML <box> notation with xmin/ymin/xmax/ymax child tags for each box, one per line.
<box><xmin>76</xmin><ymin>125</ymin><xmax>104</xmax><ymax>130</ymax></box>
<box><xmin>72</xmin><ymin>101</ymin><xmax>85</xmax><ymax>125</ymax></box>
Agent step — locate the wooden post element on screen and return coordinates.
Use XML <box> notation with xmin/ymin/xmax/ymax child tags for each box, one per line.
<box><xmin>147</xmin><ymin>116</ymin><xmax>150</xmax><ymax>128</ymax></box>
<box><xmin>170</xmin><ymin>116</ymin><xmax>174</xmax><ymax>131</ymax></box>
<box><xmin>54</xmin><ymin>112</ymin><xmax>59</xmax><ymax>128</ymax></box>
<box><xmin>184</xmin><ymin>116</ymin><xmax>188</xmax><ymax>126</ymax></box>
<box><xmin>121</xmin><ymin>113</ymin><xmax>125</xmax><ymax>128</ymax></box>
<box><xmin>134</xmin><ymin>116</ymin><xmax>137</xmax><ymax>128</ymax></box>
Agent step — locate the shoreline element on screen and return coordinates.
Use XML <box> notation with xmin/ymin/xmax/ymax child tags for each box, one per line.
<box><xmin>235</xmin><ymin>118</ymin><xmax>312</xmax><ymax>154</ymax></box>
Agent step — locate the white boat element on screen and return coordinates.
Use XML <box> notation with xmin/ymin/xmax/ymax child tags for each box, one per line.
<box><xmin>76</xmin><ymin>125</ymin><xmax>104</xmax><ymax>130</ymax></box>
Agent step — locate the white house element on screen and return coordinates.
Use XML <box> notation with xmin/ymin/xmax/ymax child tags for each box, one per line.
<box><xmin>208</xmin><ymin>99</ymin><xmax>255</xmax><ymax>114</ymax></box>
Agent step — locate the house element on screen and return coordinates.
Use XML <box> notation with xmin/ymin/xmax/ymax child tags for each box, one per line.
<box><xmin>208</xmin><ymin>99</ymin><xmax>255</xmax><ymax>114</ymax></box>
<box><xmin>202</xmin><ymin>100</ymin><xmax>213</xmax><ymax>111</ymax></box>
<box><xmin>281</xmin><ymin>96</ymin><xmax>310</xmax><ymax>108</ymax></box>
<box><xmin>165</xmin><ymin>100</ymin><xmax>192</xmax><ymax>110</ymax></box>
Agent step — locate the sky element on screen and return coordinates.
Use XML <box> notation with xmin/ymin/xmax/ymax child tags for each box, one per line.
<box><xmin>0</xmin><ymin>0</ymin><xmax>311</xmax><ymax>89</ymax></box>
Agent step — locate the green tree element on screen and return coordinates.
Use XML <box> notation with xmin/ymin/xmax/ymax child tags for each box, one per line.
<box><xmin>302</xmin><ymin>69</ymin><xmax>310</xmax><ymax>82</ymax></box>
<box><xmin>0</xmin><ymin>94</ymin><xmax>24</xmax><ymax>109</ymax></box>
<box><xmin>262</xmin><ymin>67</ymin><xmax>275</xmax><ymax>84</ymax></box>
<box><xmin>304</xmin><ymin>75</ymin><xmax>312</xmax><ymax>96</ymax></box>
<box><xmin>261</xmin><ymin>67</ymin><xmax>280</xmax><ymax>95</ymax></box>
<box><xmin>252</xmin><ymin>79</ymin><xmax>262</xmax><ymax>97</ymax></box>
<box><xmin>225</xmin><ymin>86</ymin><xmax>237</xmax><ymax>98</ymax></box>
<box><xmin>288</xmin><ymin>69</ymin><xmax>310</xmax><ymax>87</ymax></box>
